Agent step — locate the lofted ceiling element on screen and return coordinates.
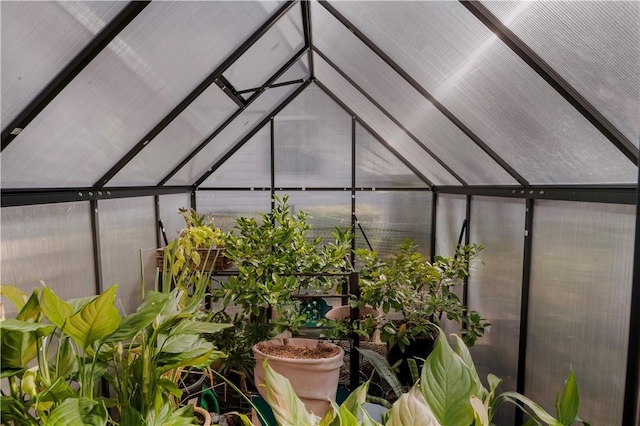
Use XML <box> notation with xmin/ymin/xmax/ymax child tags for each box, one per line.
<box><xmin>1</xmin><ymin>0</ymin><xmax>639</xmax><ymax>200</ymax></box>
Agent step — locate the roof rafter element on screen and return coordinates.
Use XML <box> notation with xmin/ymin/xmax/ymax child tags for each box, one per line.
<box><xmin>301</xmin><ymin>0</ymin><xmax>315</xmax><ymax>79</ymax></box>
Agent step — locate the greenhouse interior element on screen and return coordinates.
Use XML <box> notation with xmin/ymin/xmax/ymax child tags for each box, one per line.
<box><xmin>1</xmin><ymin>1</ymin><xmax>639</xmax><ymax>425</ymax></box>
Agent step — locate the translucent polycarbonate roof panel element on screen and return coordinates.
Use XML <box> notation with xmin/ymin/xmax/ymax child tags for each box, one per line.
<box><xmin>274</xmin><ymin>84</ymin><xmax>351</xmax><ymax>188</ymax></box>
<box><xmin>224</xmin><ymin>2</ymin><xmax>304</xmax><ymax>97</ymax></box>
<box><xmin>1</xmin><ymin>1</ymin><xmax>282</xmax><ymax>188</ymax></box>
<box><xmin>314</xmin><ymin>54</ymin><xmax>461</xmax><ymax>186</ymax></box>
<box><xmin>109</xmin><ymin>84</ymin><xmax>238</xmax><ymax>186</ymax></box>
<box><xmin>1</xmin><ymin>1</ymin><xmax>127</xmax><ymax>130</ymax></box>
<box><xmin>312</xmin><ymin>3</ymin><xmax>517</xmax><ymax>185</ymax></box>
<box><xmin>355</xmin><ymin>123</ymin><xmax>426</xmax><ymax>188</ymax></box>
<box><xmin>329</xmin><ymin>1</ymin><xmax>638</xmax><ymax>184</ymax></box>
<box><xmin>196</xmin><ymin>191</ymin><xmax>272</xmax><ymax>232</ymax></box>
<box><xmin>199</xmin><ymin>126</ymin><xmax>271</xmax><ymax>189</ymax></box>
<box><xmin>169</xmin><ymin>58</ymin><xmax>308</xmax><ymax>186</ymax></box>
<box><xmin>483</xmin><ymin>1</ymin><xmax>640</xmax><ymax>147</ymax></box>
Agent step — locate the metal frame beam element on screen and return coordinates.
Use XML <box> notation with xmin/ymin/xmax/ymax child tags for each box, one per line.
<box><xmin>301</xmin><ymin>0</ymin><xmax>315</xmax><ymax>78</ymax></box>
<box><xmin>317</xmin><ymin>0</ymin><xmax>529</xmax><ymax>187</ymax></box>
<box><xmin>95</xmin><ymin>1</ymin><xmax>298</xmax><ymax>188</ymax></box>
<box><xmin>1</xmin><ymin>1</ymin><xmax>151</xmax><ymax>151</ymax></box>
<box><xmin>159</xmin><ymin>46</ymin><xmax>308</xmax><ymax>186</ymax></box>
<box><xmin>315</xmin><ymin>79</ymin><xmax>434</xmax><ymax>188</ymax></box>
<box><xmin>460</xmin><ymin>0</ymin><xmax>639</xmax><ymax>165</ymax></box>
<box><xmin>2</xmin><ymin>186</ymin><xmax>191</xmax><ymax>207</ymax></box>
<box><xmin>193</xmin><ymin>80</ymin><xmax>312</xmax><ymax>187</ymax></box>
<box><xmin>314</xmin><ymin>47</ymin><xmax>467</xmax><ymax>186</ymax></box>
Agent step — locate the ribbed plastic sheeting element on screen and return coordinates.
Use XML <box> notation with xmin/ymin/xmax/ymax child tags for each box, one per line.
<box><xmin>158</xmin><ymin>193</ymin><xmax>192</xmax><ymax>243</ymax></box>
<box><xmin>195</xmin><ymin>190</ymin><xmax>272</xmax><ymax>232</ymax></box>
<box><xmin>167</xmin><ymin>59</ymin><xmax>308</xmax><ymax>186</ymax></box>
<box><xmin>1</xmin><ymin>1</ymin><xmax>126</xmax><ymax>129</ymax></box>
<box><xmin>275</xmin><ymin>84</ymin><xmax>351</xmax><ymax>188</ymax></box>
<box><xmin>109</xmin><ymin>84</ymin><xmax>238</xmax><ymax>186</ymax></box>
<box><xmin>0</xmin><ymin>202</ymin><xmax>96</xmax><ymax>317</ymax></box>
<box><xmin>98</xmin><ymin>197</ymin><xmax>157</xmax><ymax>314</ymax></box>
<box><xmin>355</xmin><ymin>123</ymin><xmax>427</xmax><ymax>188</ymax></box>
<box><xmin>483</xmin><ymin>0</ymin><xmax>640</xmax><ymax>147</ymax></box>
<box><xmin>314</xmin><ymin>54</ymin><xmax>460</xmax><ymax>186</ymax></box>
<box><xmin>469</xmin><ymin>196</ymin><xmax>525</xmax><ymax>426</ymax></box>
<box><xmin>224</xmin><ymin>2</ymin><xmax>304</xmax><ymax>97</ymax></box>
<box><xmin>328</xmin><ymin>1</ymin><xmax>638</xmax><ymax>184</ymax></box>
<box><xmin>355</xmin><ymin>191</ymin><xmax>432</xmax><ymax>259</ymax></box>
<box><xmin>1</xmin><ymin>1</ymin><xmax>280</xmax><ymax>188</ymax></box>
<box><xmin>312</xmin><ymin>3</ymin><xmax>517</xmax><ymax>185</ymax></box>
<box><xmin>200</xmin><ymin>126</ymin><xmax>271</xmax><ymax>189</ymax></box>
<box><xmin>527</xmin><ymin>200</ymin><xmax>635</xmax><ymax>425</ymax></box>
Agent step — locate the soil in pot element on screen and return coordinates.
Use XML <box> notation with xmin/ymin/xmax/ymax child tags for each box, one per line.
<box><xmin>255</xmin><ymin>340</ymin><xmax>340</xmax><ymax>359</ymax></box>
<box><xmin>386</xmin><ymin>336</ymin><xmax>436</xmax><ymax>387</ymax></box>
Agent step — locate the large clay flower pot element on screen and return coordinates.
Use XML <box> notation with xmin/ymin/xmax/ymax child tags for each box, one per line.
<box><xmin>253</xmin><ymin>338</ymin><xmax>344</xmax><ymax>417</ymax></box>
<box><xmin>324</xmin><ymin>306</ymin><xmax>381</xmax><ymax>341</ymax></box>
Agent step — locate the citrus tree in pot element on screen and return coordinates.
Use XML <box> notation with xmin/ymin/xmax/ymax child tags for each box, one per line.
<box><xmin>213</xmin><ymin>194</ymin><xmax>353</xmax><ymax>417</ymax></box>
<box><xmin>354</xmin><ymin>240</ymin><xmax>490</xmax><ymax>385</ymax></box>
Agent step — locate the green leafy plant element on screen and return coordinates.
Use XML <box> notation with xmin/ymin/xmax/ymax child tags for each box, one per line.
<box><xmin>355</xmin><ymin>240</ymin><xmax>490</xmax><ymax>351</ymax></box>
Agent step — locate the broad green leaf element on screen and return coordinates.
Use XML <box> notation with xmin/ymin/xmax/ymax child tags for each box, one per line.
<box><xmin>470</xmin><ymin>395</ymin><xmax>489</xmax><ymax>426</ymax></box>
<box><xmin>52</xmin><ymin>337</ymin><xmax>77</xmax><ymax>380</ymax></box>
<box><xmin>453</xmin><ymin>334</ymin><xmax>483</xmax><ymax>395</ymax></box>
<box><xmin>340</xmin><ymin>381</ymin><xmax>370</xmax><ymax>418</ymax></box>
<box><xmin>387</xmin><ymin>385</ymin><xmax>440</xmax><ymax>426</ymax></box>
<box><xmin>168</xmin><ymin>320</ymin><xmax>232</xmax><ymax>336</ymax></box>
<box><xmin>361</xmin><ymin>409</ymin><xmax>383</xmax><ymax>426</ymax></box>
<box><xmin>557</xmin><ymin>371</ymin><xmax>579</xmax><ymax>425</ymax></box>
<box><xmin>336</xmin><ymin>402</ymin><xmax>359</xmax><ymax>426</ymax></box>
<box><xmin>43</xmin><ymin>397</ymin><xmax>108</xmax><ymax>426</ymax></box>
<box><xmin>159</xmin><ymin>334</ymin><xmax>208</xmax><ymax>353</ymax></box>
<box><xmin>420</xmin><ymin>332</ymin><xmax>475</xmax><ymax>426</ymax></box>
<box><xmin>63</xmin><ymin>286</ymin><xmax>121</xmax><ymax>349</ymax></box>
<box><xmin>0</xmin><ymin>367</ymin><xmax>24</xmax><ymax>379</ymax></box>
<box><xmin>500</xmin><ymin>391</ymin><xmax>563</xmax><ymax>426</ymax></box>
<box><xmin>0</xmin><ymin>320</ymin><xmax>53</xmax><ymax>368</ymax></box>
<box><xmin>263</xmin><ymin>360</ymin><xmax>317</xmax><ymax>426</ymax></box>
<box><xmin>487</xmin><ymin>374</ymin><xmax>502</xmax><ymax>394</ymax></box>
<box><xmin>67</xmin><ymin>296</ymin><xmax>98</xmax><ymax>313</ymax></box>
<box><xmin>106</xmin><ymin>291</ymin><xmax>169</xmax><ymax>343</ymax></box>
<box><xmin>0</xmin><ymin>285</ymin><xmax>29</xmax><ymax>312</ymax></box>
<box><xmin>356</xmin><ymin>347</ymin><xmax>404</xmax><ymax>398</ymax></box>
<box><xmin>16</xmin><ymin>290</ymin><xmax>41</xmax><ymax>322</ymax></box>
<box><xmin>40</xmin><ymin>287</ymin><xmax>74</xmax><ymax>329</ymax></box>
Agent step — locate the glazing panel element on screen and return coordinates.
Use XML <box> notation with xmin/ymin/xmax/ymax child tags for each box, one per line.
<box><xmin>98</xmin><ymin>197</ymin><xmax>157</xmax><ymax>315</ymax></box>
<box><xmin>224</xmin><ymin>3</ymin><xmax>304</xmax><ymax>95</ymax></box>
<box><xmin>469</xmin><ymin>196</ymin><xmax>525</xmax><ymax>426</ymax></box>
<box><xmin>274</xmin><ymin>84</ymin><xmax>351</xmax><ymax>187</ymax></box>
<box><xmin>1</xmin><ymin>1</ymin><xmax>280</xmax><ymax>188</ymax></box>
<box><xmin>356</xmin><ymin>122</ymin><xmax>426</xmax><ymax>188</ymax></box>
<box><xmin>1</xmin><ymin>202</ymin><xmax>96</xmax><ymax>317</ymax></box>
<box><xmin>167</xmin><ymin>59</ymin><xmax>308</xmax><ymax>186</ymax></box>
<box><xmin>200</xmin><ymin>126</ymin><xmax>271</xmax><ymax>189</ymax></box>
<box><xmin>275</xmin><ymin>191</ymin><xmax>352</xmax><ymax>243</ymax></box>
<box><xmin>483</xmin><ymin>1</ymin><xmax>640</xmax><ymax>146</ymax></box>
<box><xmin>195</xmin><ymin>190</ymin><xmax>272</xmax><ymax>232</ymax></box>
<box><xmin>435</xmin><ymin>194</ymin><xmax>467</xmax><ymax>257</ymax></box>
<box><xmin>355</xmin><ymin>191</ymin><xmax>431</xmax><ymax>259</ymax></box>
<box><xmin>330</xmin><ymin>1</ymin><xmax>637</xmax><ymax>184</ymax></box>
<box><xmin>158</xmin><ymin>193</ymin><xmax>192</xmax><ymax>243</ymax></box>
<box><xmin>1</xmin><ymin>1</ymin><xmax>126</xmax><ymax>129</ymax></box>
<box><xmin>314</xmin><ymin>55</ymin><xmax>460</xmax><ymax>186</ymax></box>
<box><xmin>109</xmin><ymin>85</ymin><xmax>238</xmax><ymax>186</ymax></box>
<box><xmin>527</xmin><ymin>201</ymin><xmax>635</xmax><ymax>425</ymax></box>
<box><xmin>312</xmin><ymin>3</ymin><xmax>516</xmax><ymax>185</ymax></box>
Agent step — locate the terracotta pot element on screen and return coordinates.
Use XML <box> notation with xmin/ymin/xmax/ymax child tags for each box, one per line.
<box><xmin>193</xmin><ymin>406</ymin><xmax>211</xmax><ymax>426</ymax></box>
<box><xmin>324</xmin><ymin>305</ymin><xmax>381</xmax><ymax>321</ymax></box>
<box><xmin>253</xmin><ymin>338</ymin><xmax>344</xmax><ymax>417</ymax></box>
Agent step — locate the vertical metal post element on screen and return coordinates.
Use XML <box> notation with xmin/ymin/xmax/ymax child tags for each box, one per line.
<box><xmin>351</xmin><ymin>117</ymin><xmax>356</xmax><ymax>267</ymax></box>
<box><xmin>430</xmin><ymin>192</ymin><xmax>437</xmax><ymax>263</ymax></box>
<box><xmin>271</xmin><ymin>117</ymin><xmax>276</xmax><ymax>213</ymax></box>
<box><xmin>90</xmin><ymin>200</ymin><xmax>104</xmax><ymax>295</ymax></box>
<box><xmin>622</xmin><ymin>164</ymin><xmax>640</xmax><ymax>425</ymax></box>
<box><xmin>190</xmin><ymin>189</ymin><xmax>197</xmax><ymax>211</ymax></box>
<box><xmin>462</xmin><ymin>195</ymin><xmax>471</xmax><ymax>306</ymax></box>
<box><xmin>349</xmin><ymin>271</ymin><xmax>360</xmax><ymax>389</ymax></box>
<box><xmin>154</xmin><ymin>195</ymin><xmax>161</xmax><ymax>249</ymax></box>
<box><xmin>515</xmin><ymin>198</ymin><xmax>535</xmax><ymax>425</ymax></box>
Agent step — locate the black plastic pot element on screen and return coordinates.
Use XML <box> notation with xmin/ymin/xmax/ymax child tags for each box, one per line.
<box><xmin>179</xmin><ymin>372</ymin><xmax>208</xmax><ymax>406</ymax></box>
<box><xmin>386</xmin><ymin>336</ymin><xmax>436</xmax><ymax>387</ymax></box>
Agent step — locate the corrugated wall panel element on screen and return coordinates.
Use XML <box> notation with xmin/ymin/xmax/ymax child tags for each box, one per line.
<box><xmin>158</xmin><ymin>193</ymin><xmax>192</xmax><ymax>243</ymax></box>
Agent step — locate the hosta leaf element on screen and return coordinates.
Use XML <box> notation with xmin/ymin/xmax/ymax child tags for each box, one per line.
<box><xmin>63</xmin><ymin>286</ymin><xmax>121</xmax><ymax>350</ymax></box>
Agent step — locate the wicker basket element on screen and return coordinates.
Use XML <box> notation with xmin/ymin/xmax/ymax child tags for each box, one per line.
<box><xmin>156</xmin><ymin>247</ymin><xmax>233</xmax><ymax>272</ymax></box>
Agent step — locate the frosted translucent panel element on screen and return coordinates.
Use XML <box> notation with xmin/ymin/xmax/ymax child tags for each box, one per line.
<box><xmin>355</xmin><ymin>191</ymin><xmax>432</xmax><ymax>259</ymax></box>
<box><xmin>109</xmin><ymin>85</ymin><xmax>238</xmax><ymax>186</ymax></box>
<box><xmin>168</xmin><ymin>59</ymin><xmax>308</xmax><ymax>186</ymax></box>
<box><xmin>315</xmin><ymin>55</ymin><xmax>460</xmax><ymax>186</ymax></box>
<box><xmin>356</xmin><ymin>123</ymin><xmax>426</xmax><ymax>188</ymax></box>
<box><xmin>158</xmin><ymin>193</ymin><xmax>192</xmax><ymax>243</ymax></box>
<box><xmin>527</xmin><ymin>201</ymin><xmax>635</xmax><ymax>425</ymax></box>
<box><xmin>98</xmin><ymin>197</ymin><xmax>157</xmax><ymax>314</ymax></box>
<box><xmin>0</xmin><ymin>202</ymin><xmax>96</xmax><ymax>317</ymax></box>
<box><xmin>200</xmin><ymin>126</ymin><xmax>271</xmax><ymax>189</ymax></box>
<box><xmin>1</xmin><ymin>2</ymin><xmax>279</xmax><ymax>188</ymax></box>
<box><xmin>330</xmin><ymin>1</ymin><xmax>638</xmax><ymax>184</ymax></box>
<box><xmin>1</xmin><ymin>1</ymin><xmax>126</xmax><ymax>129</ymax></box>
<box><xmin>484</xmin><ymin>1</ymin><xmax>640</xmax><ymax>146</ymax></box>
<box><xmin>275</xmin><ymin>84</ymin><xmax>351</xmax><ymax>187</ymax></box>
<box><xmin>469</xmin><ymin>196</ymin><xmax>525</xmax><ymax>426</ymax></box>
<box><xmin>224</xmin><ymin>3</ymin><xmax>304</xmax><ymax>94</ymax></box>
<box><xmin>195</xmin><ymin>191</ymin><xmax>271</xmax><ymax>232</ymax></box>
<box><xmin>312</xmin><ymin>4</ymin><xmax>516</xmax><ymax>185</ymax></box>
<box><xmin>276</xmin><ymin>191</ymin><xmax>351</xmax><ymax>242</ymax></box>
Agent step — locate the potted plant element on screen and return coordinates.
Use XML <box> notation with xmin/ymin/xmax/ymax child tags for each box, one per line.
<box><xmin>213</xmin><ymin>194</ymin><xmax>353</xmax><ymax>417</ymax></box>
<box><xmin>354</xmin><ymin>240</ymin><xmax>491</xmax><ymax>384</ymax></box>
